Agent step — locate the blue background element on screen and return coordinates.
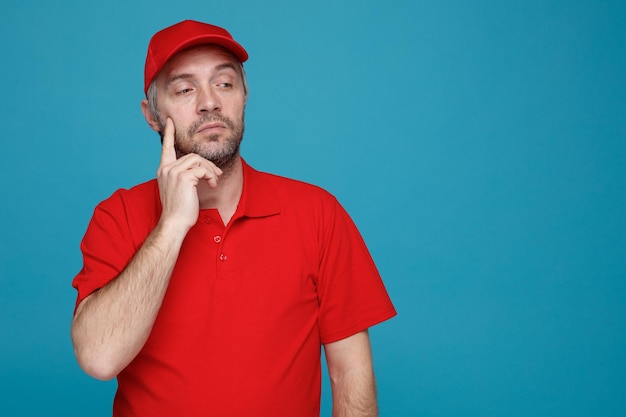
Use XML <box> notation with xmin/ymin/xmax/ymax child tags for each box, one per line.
<box><xmin>1</xmin><ymin>0</ymin><xmax>625</xmax><ymax>415</ymax></box>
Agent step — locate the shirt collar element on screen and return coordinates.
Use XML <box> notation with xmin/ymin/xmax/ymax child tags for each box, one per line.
<box><xmin>236</xmin><ymin>158</ymin><xmax>281</xmax><ymax>219</ymax></box>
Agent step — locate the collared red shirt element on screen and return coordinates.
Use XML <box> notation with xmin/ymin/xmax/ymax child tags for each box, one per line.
<box><xmin>73</xmin><ymin>160</ymin><xmax>396</xmax><ymax>416</ymax></box>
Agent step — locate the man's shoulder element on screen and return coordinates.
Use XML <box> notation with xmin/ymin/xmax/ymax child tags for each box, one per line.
<box><xmin>96</xmin><ymin>178</ymin><xmax>160</xmax><ymax>213</ymax></box>
<box><xmin>251</xmin><ymin>169</ymin><xmax>344</xmax><ymax>217</ymax></box>
<box><xmin>250</xmin><ymin>166</ymin><xmax>335</xmax><ymax>201</ymax></box>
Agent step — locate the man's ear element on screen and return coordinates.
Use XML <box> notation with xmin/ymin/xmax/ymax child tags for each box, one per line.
<box><xmin>141</xmin><ymin>99</ymin><xmax>162</xmax><ymax>132</ymax></box>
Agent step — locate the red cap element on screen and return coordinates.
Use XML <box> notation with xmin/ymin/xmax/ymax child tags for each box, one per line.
<box><xmin>144</xmin><ymin>20</ymin><xmax>248</xmax><ymax>95</ymax></box>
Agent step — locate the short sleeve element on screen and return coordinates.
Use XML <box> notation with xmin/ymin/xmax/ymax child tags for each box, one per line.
<box><xmin>72</xmin><ymin>183</ymin><xmax>159</xmax><ymax>311</ymax></box>
<box><xmin>316</xmin><ymin>198</ymin><xmax>396</xmax><ymax>344</ymax></box>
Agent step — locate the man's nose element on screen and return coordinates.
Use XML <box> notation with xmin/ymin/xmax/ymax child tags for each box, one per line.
<box><xmin>196</xmin><ymin>85</ymin><xmax>221</xmax><ymax>113</ymax></box>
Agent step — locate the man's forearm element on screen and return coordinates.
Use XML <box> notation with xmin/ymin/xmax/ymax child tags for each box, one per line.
<box><xmin>71</xmin><ymin>220</ymin><xmax>186</xmax><ymax>380</ymax></box>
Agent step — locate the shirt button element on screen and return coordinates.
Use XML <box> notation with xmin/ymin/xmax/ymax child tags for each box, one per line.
<box><xmin>214</xmin><ymin>235</ymin><xmax>222</xmax><ymax>243</ymax></box>
<box><xmin>202</xmin><ymin>217</ymin><xmax>211</xmax><ymax>224</ymax></box>
<box><xmin>219</xmin><ymin>254</ymin><xmax>228</xmax><ymax>262</ymax></box>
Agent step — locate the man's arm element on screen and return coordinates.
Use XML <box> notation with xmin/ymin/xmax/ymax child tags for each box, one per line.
<box><xmin>324</xmin><ymin>330</ymin><xmax>379</xmax><ymax>417</ymax></box>
<box><xmin>71</xmin><ymin>220</ymin><xmax>186</xmax><ymax>380</ymax></box>
<box><xmin>71</xmin><ymin>119</ymin><xmax>222</xmax><ymax>380</ymax></box>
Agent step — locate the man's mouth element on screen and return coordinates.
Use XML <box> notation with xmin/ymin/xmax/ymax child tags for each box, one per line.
<box><xmin>196</xmin><ymin>122</ymin><xmax>226</xmax><ymax>134</ymax></box>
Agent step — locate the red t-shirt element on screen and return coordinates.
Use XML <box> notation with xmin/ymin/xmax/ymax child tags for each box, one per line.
<box><xmin>73</xmin><ymin>160</ymin><xmax>396</xmax><ymax>416</ymax></box>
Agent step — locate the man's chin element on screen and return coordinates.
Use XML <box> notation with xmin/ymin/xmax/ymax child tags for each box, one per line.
<box><xmin>208</xmin><ymin>151</ymin><xmax>240</xmax><ymax>171</ymax></box>
<box><xmin>196</xmin><ymin>143</ymin><xmax>241</xmax><ymax>168</ymax></box>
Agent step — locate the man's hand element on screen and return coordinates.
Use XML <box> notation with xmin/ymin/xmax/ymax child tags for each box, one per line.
<box><xmin>157</xmin><ymin>118</ymin><xmax>223</xmax><ymax>231</ymax></box>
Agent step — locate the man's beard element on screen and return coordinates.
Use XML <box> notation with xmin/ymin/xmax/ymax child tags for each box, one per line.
<box><xmin>160</xmin><ymin>112</ymin><xmax>245</xmax><ymax>170</ymax></box>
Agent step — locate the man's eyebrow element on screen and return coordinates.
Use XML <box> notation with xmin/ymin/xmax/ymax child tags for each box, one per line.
<box><xmin>166</xmin><ymin>73</ymin><xmax>193</xmax><ymax>85</ymax></box>
<box><xmin>214</xmin><ymin>63</ymin><xmax>239</xmax><ymax>73</ymax></box>
<box><xmin>166</xmin><ymin>63</ymin><xmax>239</xmax><ymax>85</ymax></box>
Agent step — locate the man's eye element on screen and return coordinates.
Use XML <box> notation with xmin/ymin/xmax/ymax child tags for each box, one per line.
<box><xmin>177</xmin><ymin>88</ymin><xmax>193</xmax><ymax>94</ymax></box>
<box><xmin>219</xmin><ymin>83</ymin><xmax>233</xmax><ymax>88</ymax></box>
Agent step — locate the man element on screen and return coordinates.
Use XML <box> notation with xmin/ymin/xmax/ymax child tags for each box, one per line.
<box><xmin>71</xmin><ymin>20</ymin><xmax>396</xmax><ymax>416</ymax></box>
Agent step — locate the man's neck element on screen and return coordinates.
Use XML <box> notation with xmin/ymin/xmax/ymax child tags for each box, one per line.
<box><xmin>197</xmin><ymin>156</ymin><xmax>244</xmax><ymax>226</ymax></box>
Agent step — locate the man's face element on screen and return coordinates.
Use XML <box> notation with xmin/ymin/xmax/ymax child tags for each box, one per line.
<box><xmin>152</xmin><ymin>45</ymin><xmax>246</xmax><ymax>169</ymax></box>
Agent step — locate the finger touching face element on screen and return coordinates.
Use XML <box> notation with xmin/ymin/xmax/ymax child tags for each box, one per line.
<box><xmin>160</xmin><ymin>118</ymin><xmax>177</xmax><ymax>165</ymax></box>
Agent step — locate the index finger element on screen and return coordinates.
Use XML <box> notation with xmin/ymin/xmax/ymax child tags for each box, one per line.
<box><xmin>160</xmin><ymin>118</ymin><xmax>177</xmax><ymax>166</ymax></box>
